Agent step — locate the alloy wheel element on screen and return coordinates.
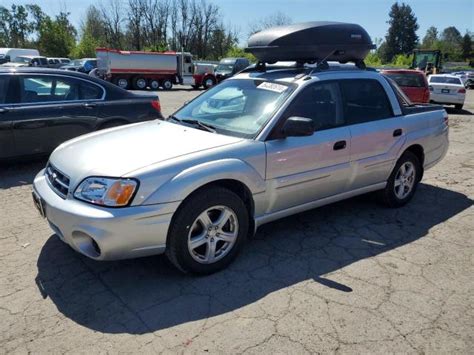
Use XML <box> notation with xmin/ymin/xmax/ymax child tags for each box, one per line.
<box><xmin>394</xmin><ymin>161</ymin><xmax>416</xmax><ymax>199</ymax></box>
<box><xmin>187</xmin><ymin>205</ymin><xmax>239</xmax><ymax>264</ymax></box>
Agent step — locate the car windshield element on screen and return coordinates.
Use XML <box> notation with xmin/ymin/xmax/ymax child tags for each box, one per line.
<box><xmin>13</xmin><ymin>56</ymin><xmax>31</xmax><ymax>63</ymax></box>
<box><xmin>384</xmin><ymin>73</ymin><xmax>425</xmax><ymax>88</ymax></box>
<box><xmin>430</xmin><ymin>76</ymin><xmax>462</xmax><ymax>85</ymax></box>
<box><xmin>171</xmin><ymin>79</ymin><xmax>294</xmax><ymax>138</ymax></box>
<box><xmin>216</xmin><ymin>64</ymin><xmax>234</xmax><ymax>73</ymax></box>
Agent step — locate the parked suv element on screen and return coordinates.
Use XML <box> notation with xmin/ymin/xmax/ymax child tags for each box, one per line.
<box><xmin>215</xmin><ymin>57</ymin><xmax>250</xmax><ymax>82</ymax></box>
<box><xmin>32</xmin><ymin>62</ymin><xmax>449</xmax><ymax>274</ymax></box>
<box><xmin>381</xmin><ymin>69</ymin><xmax>429</xmax><ymax>103</ymax></box>
<box><xmin>1</xmin><ymin>55</ymin><xmax>48</xmax><ymax>68</ymax></box>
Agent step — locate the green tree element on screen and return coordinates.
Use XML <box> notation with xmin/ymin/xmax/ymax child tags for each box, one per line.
<box><xmin>461</xmin><ymin>32</ymin><xmax>472</xmax><ymax>60</ymax></box>
<box><xmin>440</xmin><ymin>26</ymin><xmax>463</xmax><ymax>61</ymax></box>
<box><xmin>225</xmin><ymin>46</ymin><xmax>256</xmax><ymax>62</ymax></box>
<box><xmin>365</xmin><ymin>52</ymin><xmax>382</xmax><ymax>67</ymax></box>
<box><xmin>382</xmin><ymin>2</ymin><xmax>419</xmax><ymax>63</ymax></box>
<box><xmin>38</xmin><ymin>12</ymin><xmax>77</xmax><ymax>57</ymax></box>
<box><xmin>72</xmin><ymin>6</ymin><xmax>108</xmax><ymax>58</ymax></box>
<box><xmin>422</xmin><ymin>26</ymin><xmax>438</xmax><ymax>48</ymax></box>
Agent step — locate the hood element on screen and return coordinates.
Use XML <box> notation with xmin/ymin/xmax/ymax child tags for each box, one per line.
<box><xmin>1</xmin><ymin>62</ymin><xmax>27</xmax><ymax>67</ymax></box>
<box><xmin>49</xmin><ymin>120</ymin><xmax>242</xmax><ymax>183</ymax></box>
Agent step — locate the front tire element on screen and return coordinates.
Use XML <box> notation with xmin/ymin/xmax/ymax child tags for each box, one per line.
<box><xmin>166</xmin><ymin>187</ymin><xmax>249</xmax><ymax>274</ymax></box>
<box><xmin>455</xmin><ymin>104</ymin><xmax>463</xmax><ymax>110</ymax></box>
<box><xmin>380</xmin><ymin>151</ymin><xmax>421</xmax><ymax>208</ymax></box>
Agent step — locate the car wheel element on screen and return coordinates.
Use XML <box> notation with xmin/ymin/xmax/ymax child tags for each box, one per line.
<box><xmin>379</xmin><ymin>151</ymin><xmax>421</xmax><ymax>208</ymax></box>
<box><xmin>166</xmin><ymin>187</ymin><xmax>249</xmax><ymax>274</ymax></box>
<box><xmin>149</xmin><ymin>79</ymin><xmax>160</xmax><ymax>90</ymax></box>
<box><xmin>203</xmin><ymin>76</ymin><xmax>216</xmax><ymax>90</ymax></box>
<box><xmin>113</xmin><ymin>77</ymin><xmax>129</xmax><ymax>90</ymax></box>
<box><xmin>455</xmin><ymin>104</ymin><xmax>463</xmax><ymax>110</ymax></box>
<box><xmin>161</xmin><ymin>79</ymin><xmax>173</xmax><ymax>90</ymax></box>
<box><xmin>133</xmin><ymin>77</ymin><xmax>147</xmax><ymax>90</ymax></box>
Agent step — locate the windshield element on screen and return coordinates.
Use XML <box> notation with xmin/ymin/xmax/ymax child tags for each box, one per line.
<box><xmin>71</xmin><ymin>59</ymin><xmax>86</xmax><ymax>66</ymax></box>
<box><xmin>413</xmin><ymin>52</ymin><xmax>439</xmax><ymax>69</ymax></box>
<box><xmin>385</xmin><ymin>73</ymin><xmax>425</xmax><ymax>88</ymax></box>
<box><xmin>172</xmin><ymin>79</ymin><xmax>294</xmax><ymax>138</ymax></box>
<box><xmin>216</xmin><ymin>64</ymin><xmax>234</xmax><ymax>73</ymax></box>
<box><xmin>13</xmin><ymin>56</ymin><xmax>31</xmax><ymax>63</ymax></box>
<box><xmin>430</xmin><ymin>76</ymin><xmax>462</xmax><ymax>85</ymax></box>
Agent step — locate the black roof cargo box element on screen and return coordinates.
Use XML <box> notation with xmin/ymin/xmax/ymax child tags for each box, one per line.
<box><xmin>245</xmin><ymin>21</ymin><xmax>375</xmax><ymax>64</ymax></box>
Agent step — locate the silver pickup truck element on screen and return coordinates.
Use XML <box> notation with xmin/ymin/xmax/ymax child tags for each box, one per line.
<box><xmin>32</xmin><ymin>63</ymin><xmax>449</xmax><ymax>274</ymax></box>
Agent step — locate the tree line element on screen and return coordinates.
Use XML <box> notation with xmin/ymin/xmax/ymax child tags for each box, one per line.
<box><xmin>0</xmin><ymin>1</ymin><xmax>472</xmax><ymax>66</ymax></box>
<box><xmin>367</xmin><ymin>2</ymin><xmax>472</xmax><ymax>67</ymax></box>
<box><xmin>0</xmin><ymin>0</ymin><xmax>238</xmax><ymax>60</ymax></box>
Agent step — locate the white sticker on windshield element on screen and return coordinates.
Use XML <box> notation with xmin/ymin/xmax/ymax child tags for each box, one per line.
<box><xmin>257</xmin><ymin>82</ymin><xmax>287</xmax><ymax>93</ymax></box>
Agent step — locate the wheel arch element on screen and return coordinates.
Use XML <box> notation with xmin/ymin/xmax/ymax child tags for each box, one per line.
<box><xmin>144</xmin><ymin>159</ymin><xmax>265</xmax><ymax>233</ymax></box>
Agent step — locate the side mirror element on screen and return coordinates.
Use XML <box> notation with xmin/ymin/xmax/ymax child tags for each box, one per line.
<box><xmin>281</xmin><ymin>116</ymin><xmax>314</xmax><ymax>137</ymax></box>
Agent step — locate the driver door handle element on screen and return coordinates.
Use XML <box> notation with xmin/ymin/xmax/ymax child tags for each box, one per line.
<box><xmin>83</xmin><ymin>103</ymin><xmax>97</xmax><ymax>109</ymax></box>
<box><xmin>0</xmin><ymin>108</ymin><xmax>9</xmax><ymax>114</ymax></box>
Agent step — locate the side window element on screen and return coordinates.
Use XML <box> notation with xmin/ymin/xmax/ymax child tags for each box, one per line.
<box><xmin>283</xmin><ymin>82</ymin><xmax>343</xmax><ymax>131</ymax></box>
<box><xmin>80</xmin><ymin>81</ymin><xmax>103</xmax><ymax>100</ymax></box>
<box><xmin>340</xmin><ymin>79</ymin><xmax>393</xmax><ymax>124</ymax></box>
<box><xmin>19</xmin><ymin>76</ymin><xmax>81</xmax><ymax>103</ymax></box>
<box><xmin>0</xmin><ymin>76</ymin><xmax>10</xmax><ymax>104</ymax></box>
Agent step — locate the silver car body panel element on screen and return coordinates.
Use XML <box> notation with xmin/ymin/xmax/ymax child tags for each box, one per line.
<box><xmin>34</xmin><ymin>66</ymin><xmax>449</xmax><ymax>261</ymax></box>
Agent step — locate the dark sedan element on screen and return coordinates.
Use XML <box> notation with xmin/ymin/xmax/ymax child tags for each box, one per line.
<box><xmin>0</xmin><ymin>68</ymin><xmax>163</xmax><ymax>160</ymax></box>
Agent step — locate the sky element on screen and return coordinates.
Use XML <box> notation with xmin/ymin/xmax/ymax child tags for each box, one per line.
<box><xmin>1</xmin><ymin>0</ymin><xmax>473</xmax><ymax>45</ymax></box>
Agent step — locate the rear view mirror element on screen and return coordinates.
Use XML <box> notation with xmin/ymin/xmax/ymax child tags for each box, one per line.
<box><xmin>281</xmin><ymin>116</ymin><xmax>314</xmax><ymax>137</ymax></box>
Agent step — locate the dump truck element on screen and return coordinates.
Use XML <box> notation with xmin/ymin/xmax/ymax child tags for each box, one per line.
<box><xmin>96</xmin><ymin>48</ymin><xmax>217</xmax><ymax>90</ymax></box>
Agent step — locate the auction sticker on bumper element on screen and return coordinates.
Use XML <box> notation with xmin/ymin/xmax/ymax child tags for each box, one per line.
<box><xmin>32</xmin><ymin>190</ymin><xmax>46</xmax><ymax>218</ymax></box>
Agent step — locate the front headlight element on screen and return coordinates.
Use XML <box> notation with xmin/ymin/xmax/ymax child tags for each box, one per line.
<box><xmin>74</xmin><ymin>177</ymin><xmax>138</xmax><ymax>207</ymax></box>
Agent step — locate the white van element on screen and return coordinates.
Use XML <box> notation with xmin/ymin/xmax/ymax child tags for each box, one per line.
<box><xmin>0</xmin><ymin>48</ymin><xmax>40</xmax><ymax>64</ymax></box>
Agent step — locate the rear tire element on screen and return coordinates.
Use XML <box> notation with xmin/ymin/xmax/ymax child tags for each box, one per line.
<box><xmin>161</xmin><ymin>79</ymin><xmax>173</xmax><ymax>90</ymax></box>
<box><xmin>379</xmin><ymin>151</ymin><xmax>421</xmax><ymax>208</ymax></box>
<box><xmin>132</xmin><ymin>76</ymin><xmax>147</xmax><ymax>90</ymax></box>
<box><xmin>203</xmin><ymin>76</ymin><xmax>216</xmax><ymax>90</ymax></box>
<box><xmin>455</xmin><ymin>104</ymin><xmax>463</xmax><ymax>110</ymax></box>
<box><xmin>149</xmin><ymin>79</ymin><xmax>160</xmax><ymax>90</ymax></box>
<box><xmin>166</xmin><ymin>187</ymin><xmax>249</xmax><ymax>274</ymax></box>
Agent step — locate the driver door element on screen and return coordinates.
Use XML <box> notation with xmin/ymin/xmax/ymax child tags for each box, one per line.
<box><xmin>264</xmin><ymin>82</ymin><xmax>352</xmax><ymax>213</ymax></box>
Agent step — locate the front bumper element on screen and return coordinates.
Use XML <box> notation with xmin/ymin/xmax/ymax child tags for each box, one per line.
<box><xmin>33</xmin><ymin>169</ymin><xmax>180</xmax><ymax>260</ymax></box>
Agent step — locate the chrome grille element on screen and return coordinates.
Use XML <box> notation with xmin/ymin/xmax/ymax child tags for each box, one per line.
<box><xmin>45</xmin><ymin>164</ymin><xmax>70</xmax><ymax>198</ymax></box>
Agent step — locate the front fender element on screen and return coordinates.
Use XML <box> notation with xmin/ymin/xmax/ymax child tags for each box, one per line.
<box><xmin>142</xmin><ymin>159</ymin><xmax>266</xmax><ymax>205</ymax></box>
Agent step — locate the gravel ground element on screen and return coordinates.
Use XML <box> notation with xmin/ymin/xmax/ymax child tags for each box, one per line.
<box><xmin>0</xmin><ymin>88</ymin><xmax>473</xmax><ymax>354</ymax></box>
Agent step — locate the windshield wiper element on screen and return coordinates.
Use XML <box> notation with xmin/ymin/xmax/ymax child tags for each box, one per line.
<box><xmin>167</xmin><ymin>115</ymin><xmax>216</xmax><ymax>133</ymax></box>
